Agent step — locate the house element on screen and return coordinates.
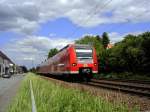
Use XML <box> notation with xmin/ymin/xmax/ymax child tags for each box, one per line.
<box><xmin>107</xmin><ymin>43</ymin><xmax>114</xmax><ymax>49</ymax></box>
<box><xmin>0</xmin><ymin>51</ymin><xmax>14</xmax><ymax>77</ymax></box>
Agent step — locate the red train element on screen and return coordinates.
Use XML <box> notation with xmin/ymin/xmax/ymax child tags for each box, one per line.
<box><xmin>38</xmin><ymin>44</ymin><xmax>98</xmax><ymax>81</ymax></box>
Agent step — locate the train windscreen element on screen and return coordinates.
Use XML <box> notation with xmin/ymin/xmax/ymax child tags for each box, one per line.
<box><xmin>75</xmin><ymin>46</ymin><xmax>93</xmax><ymax>63</ymax></box>
<box><xmin>76</xmin><ymin>49</ymin><xmax>93</xmax><ymax>59</ymax></box>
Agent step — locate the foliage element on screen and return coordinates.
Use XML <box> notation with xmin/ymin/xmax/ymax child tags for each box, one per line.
<box><xmin>108</xmin><ymin>31</ymin><xmax>150</xmax><ymax>75</ymax></box>
<box><xmin>29</xmin><ymin>67</ymin><xmax>36</xmax><ymax>73</ymax></box>
<box><xmin>48</xmin><ymin>48</ymin><xmax>58</xmax><ymax>58</ymax></box>
<box><xmin>102</xmin><ymin>32</ymin><xmax>110</xmax><ymax>49</ymax></box>
<box><xmin>97</xmin><ymin>72</ymin><xmax>150</xmax><ymax>81</ymax></box>
<box><xmin>20</xmin><ymin>66</ymin><xmax>28</xmax><ymax>73</ymax></box>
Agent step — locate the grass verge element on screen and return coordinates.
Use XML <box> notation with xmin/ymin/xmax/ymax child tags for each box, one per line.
<box><xmin>7</xmin><ymin>75</ymin><xmax>32</xmax><ymax>112</ymax></box>
<box><xmin>8</xmin><ymin>73</ymin><xmax>138</xmax><ymax>112</ymax></box>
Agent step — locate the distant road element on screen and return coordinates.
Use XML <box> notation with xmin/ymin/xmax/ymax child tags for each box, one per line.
<box><xmin>0</xmin><ymin>74</ymin><xmax>24</xmax><ymax>112</ymax></box>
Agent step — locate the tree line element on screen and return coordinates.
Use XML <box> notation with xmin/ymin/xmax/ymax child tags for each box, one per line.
<box><xmin>47</xmin><ymin>31</ymin><xmax>150</xmax><ymax>76</ymax></box>
<box><xmin>108</xmin><ymin>32</ymin><xmax>150</xmax><ymax>74</ymax></box>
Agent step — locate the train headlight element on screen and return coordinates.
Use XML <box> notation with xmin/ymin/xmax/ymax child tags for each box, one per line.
<box><xmin>72</xmin><ymin>63</ymin><xmax>77</xmax><ymax>66</ymax></box>
<box><xmin>94</xmin><ymin>63</ymin><xmax>97</xmax><ymax>66</ymax></box>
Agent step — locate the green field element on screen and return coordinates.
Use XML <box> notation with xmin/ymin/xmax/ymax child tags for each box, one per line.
<box><xmin>7</xmin><ymin>73</ymin><xmax>138</xmax><ymax>112</ymax></box>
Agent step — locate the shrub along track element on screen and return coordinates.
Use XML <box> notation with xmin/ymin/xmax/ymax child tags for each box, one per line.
<box><xmin>40</xmin><ymin>75</ymin><xmax>150</xmax><ymax>111</ymax></box>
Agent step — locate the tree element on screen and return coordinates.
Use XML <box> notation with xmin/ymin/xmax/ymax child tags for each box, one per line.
<box><xmin>96</xmin><ymin>35</ymin><xmax>102</xmax><ymax>43</ymax></box>
<box><xmin>102</xmin><ymin>32</ymin><xmax>110</xmax><ymax>49</ymax></box>
<box><xmin>140</xmin><ymin>32</ymin><xmax>150</xmax><ymax>73</ymax></box>
<box><xmin>108</xmin><ymin>31</ymin><xmax>150</xmax><ymax>74</ymax></box>
<box><xmin>48</xmin><ymin>48</ymin><xmax>58</xmax><ymax>58</ymax></box>
<box><xmin>20</xmin><ymin>66</ymin><xmax>28</xmax><ymax>73</ymax></box>
<box><xmin>29</xmin><ymin>67</ymin><xmax>36</xmax><ymax>73</ymax></box>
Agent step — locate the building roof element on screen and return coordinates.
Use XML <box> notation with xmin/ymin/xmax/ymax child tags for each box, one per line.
<box><xmin>0</xmin><ymin>51</ymin><xmax>14</xmax><ymax>64</ymax></box>
<box><xmin>107</xmin><ymin>43</ymin><xmax>114</xmax><ymax>49</ymax></box>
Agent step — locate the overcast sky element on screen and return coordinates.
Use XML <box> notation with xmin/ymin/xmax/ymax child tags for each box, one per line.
<box><xmin>0</xmin><ymin>0</ymin><xmax>150</xmax><ymax>68</ymax></box>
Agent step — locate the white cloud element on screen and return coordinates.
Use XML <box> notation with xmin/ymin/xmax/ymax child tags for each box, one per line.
<box><xmin>108</xmin><ymin>31</ymin><xmax>143</xmax><ymax>43</ymax></box>
<box><xmin>0</xmin><ymin>0</ymin><xmax>149</xmax><ymax>33</ymax></box>
<box><xmin>108</xmin><ymin>32</ymin><xmax>124</xmax><ymax>43</ymax></box>
<box><xmin>2</xmin><ymin>36</ymin><xmax>73</xmax><ymax>68</ymax></box>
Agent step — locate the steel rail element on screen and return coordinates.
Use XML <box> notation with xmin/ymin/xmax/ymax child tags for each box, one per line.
<box><xmin>86</xmin><ymin>79</ymin><xmax>150</xmax><ymax>97</ymax></box>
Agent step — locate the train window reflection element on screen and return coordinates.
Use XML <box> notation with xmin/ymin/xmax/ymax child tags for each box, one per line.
<box><xmin>76</xmin><ymin>49</ymin><xmax>93</xmax><ymax>59</ymax></box>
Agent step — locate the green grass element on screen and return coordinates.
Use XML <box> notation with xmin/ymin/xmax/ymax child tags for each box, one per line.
<box><xmin>7</xmin><ymin>73</ymin><xmax>138</xmax><ymax>112</ymax></box>
<box><xmin>7</xmin><ymin>75</ymin><xmax>32</xmax><ymax>112</ymax></box>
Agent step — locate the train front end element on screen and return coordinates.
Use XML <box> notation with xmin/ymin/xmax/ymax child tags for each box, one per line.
<box><xmin>70</xmin><ymin>44</ymin><xmax>98</xmax><ymax>80</ymax></box>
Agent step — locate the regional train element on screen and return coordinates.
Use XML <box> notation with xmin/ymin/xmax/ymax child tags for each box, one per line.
<box><xmin>38</xmin><ymin>44</ymin><xmax>98</xmax><ymax>81</ymax></box>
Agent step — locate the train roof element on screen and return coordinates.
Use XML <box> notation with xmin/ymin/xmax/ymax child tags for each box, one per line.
<box><xmin>74</xmin><ymin>44</ymin><xmax>92</xmax><ymax>47</ymax></box>
<box><xmin>59</xmin><ymin>44</ymin><xmax>92</xmax><ymax>53</ymax></box>
<box><xmin>40</xmin><ymin>44</ymin><xmax>93</xmax><ymax>66</ymax></box>
<box><xmin>74</xmin><ymin>44</ymin><xmax>92</xmax><ymax>49</ymax></box>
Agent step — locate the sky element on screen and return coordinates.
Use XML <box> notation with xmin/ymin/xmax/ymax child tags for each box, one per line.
<box><xmin>0</xmin><ymin>0</ymin><xmax>150</xmax><ymax>68</ymax></box>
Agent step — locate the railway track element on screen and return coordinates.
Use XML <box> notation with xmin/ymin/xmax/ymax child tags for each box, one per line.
<box><xmin>40</xmin><ymin>75</ymin><xmax>150</xmax><ymax>111</ymax></box>
<box><xmin>41</xmin><ymin>75</ymin><xmax>150</xmax><ymax>97</ymax></box>
<box><xmin>98</xmin><ymin>78</ymin><xmax>150</xmax><ymax>84</ymax></box>
<box><xmin>85</xmin><ymin>79</ymin><xmax>150</xmax><ymax>97</ymax></box>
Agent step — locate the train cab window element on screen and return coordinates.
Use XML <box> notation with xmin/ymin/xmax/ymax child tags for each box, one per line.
<box><xmin>75</xmin><ymin>45</ymin><xmax>93</xmax><ymax>60</ymax></box>
<box><xmin>76</xmin><ymin>49</ymin><xmax>93</xmax><ymax>59</ymax></box>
